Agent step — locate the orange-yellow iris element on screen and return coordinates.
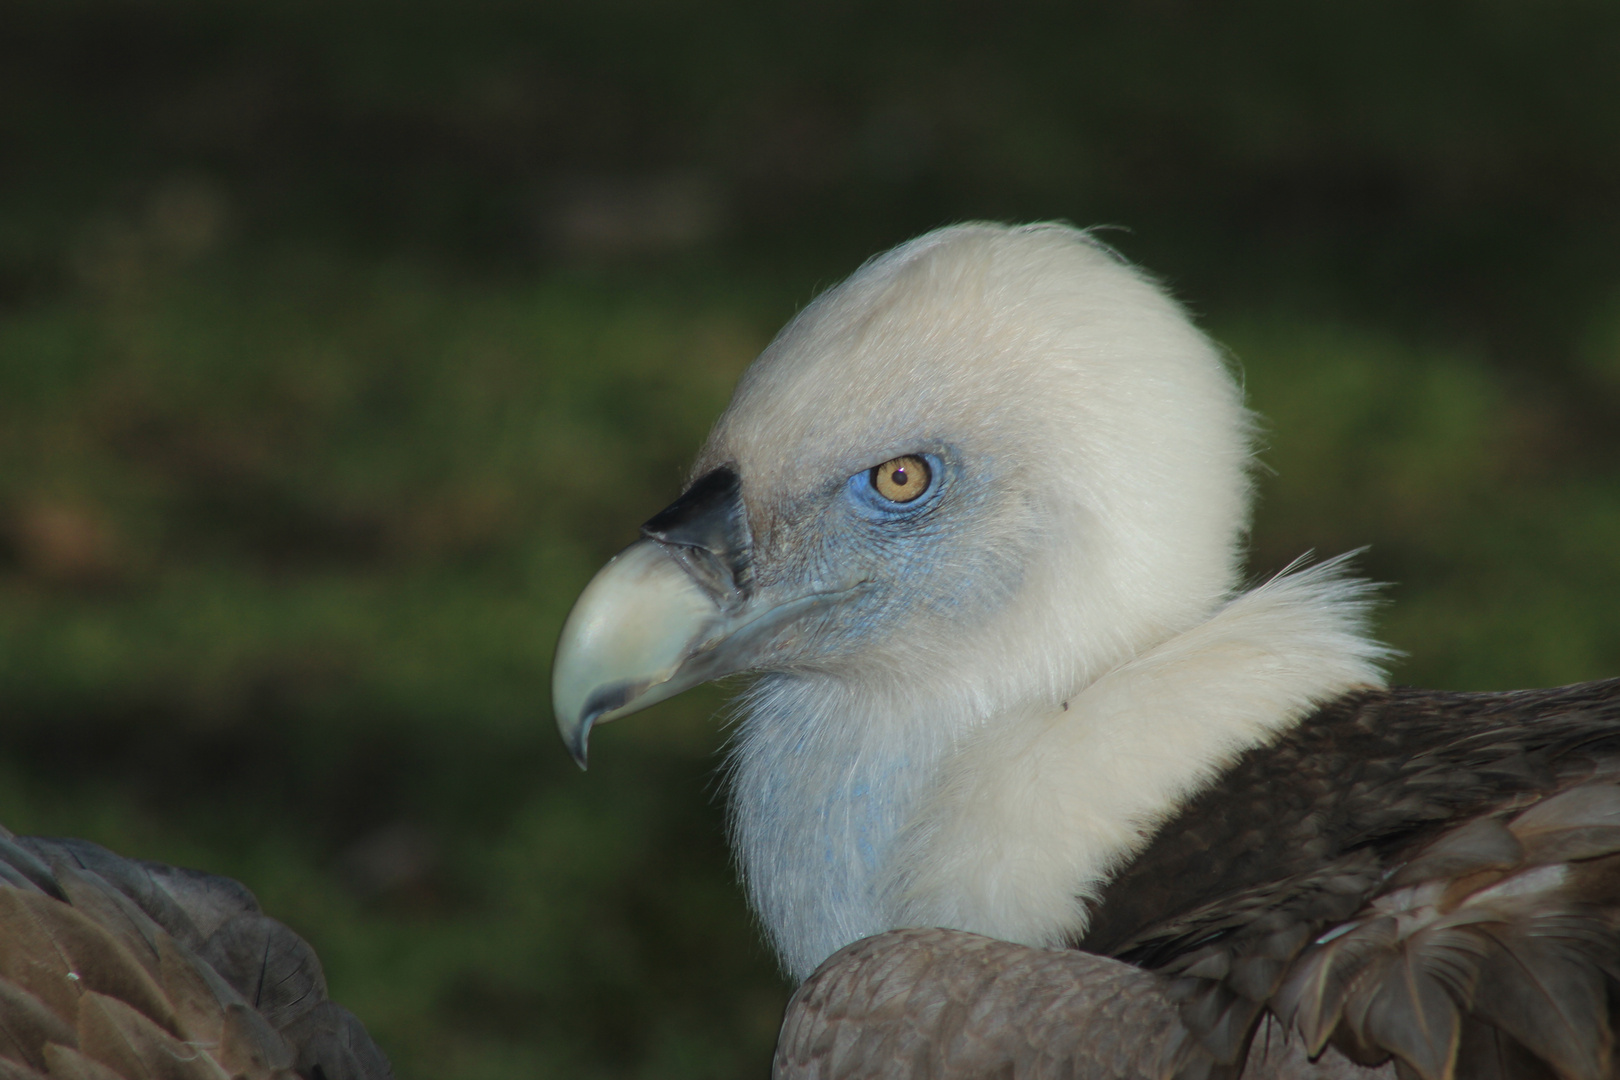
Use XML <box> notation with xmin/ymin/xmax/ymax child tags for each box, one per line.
<box><xmin>870</xmin><ymin>455</ymin><xmax>932</xmax><ymax>503</ymax></box>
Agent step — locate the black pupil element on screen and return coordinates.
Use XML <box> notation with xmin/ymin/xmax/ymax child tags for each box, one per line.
<box><xmin>890</xmin><ymin>467</ymin><xmax>907</xmax><ymax>486</ymax></box>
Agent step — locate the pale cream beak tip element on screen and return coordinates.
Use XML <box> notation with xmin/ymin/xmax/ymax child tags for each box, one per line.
<box><xmin>552</xmin><ymin>539</ymin><xmax>723</xmax><ymax>768</ymax></box>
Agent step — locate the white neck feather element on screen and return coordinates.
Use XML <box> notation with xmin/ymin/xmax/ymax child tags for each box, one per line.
<box><xmin>727</xmin><ymin>556</ymin><xmax>1392</xmax><ymax>981</ymax></box>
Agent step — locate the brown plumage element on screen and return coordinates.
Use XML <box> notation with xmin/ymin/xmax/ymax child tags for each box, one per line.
<box><xmin>777</xmin><ymin>928</ymin><xmax>1393</xmax><ymax>1080</ymax></box>
<box><xmin>777</xmin><ymin>679</ymin><xmax>1620</xmax><ymax>1080</ymax></box>
<box><xmin>0</xmin><ymin>827</ymin><xmax>391</xmax><ymax>1080</ymax></box>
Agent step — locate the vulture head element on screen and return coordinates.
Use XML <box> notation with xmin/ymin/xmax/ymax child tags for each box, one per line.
<box><xmin>554</xmin><ymin>223</ymin><xmax>1386</xmax><ymax>980</ymax></box>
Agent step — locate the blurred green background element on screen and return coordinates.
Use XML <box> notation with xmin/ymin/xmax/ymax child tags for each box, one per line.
<box><xmin>2</xmin><ymin>2</ymin><xmax>1619</xmax><ymax>1077</ymax></box>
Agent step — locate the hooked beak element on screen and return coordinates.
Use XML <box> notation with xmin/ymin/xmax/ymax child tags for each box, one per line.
<box><xmin>552</xmin><ymin>466</ymin><xmax>846</xmax><ymax>768</ymax></box>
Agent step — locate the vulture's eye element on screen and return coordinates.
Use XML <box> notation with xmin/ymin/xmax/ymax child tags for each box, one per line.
<box><xmin>870</xmin><ymin>455</ymin><xmax>932</xmax><ymax>503</ymax></box>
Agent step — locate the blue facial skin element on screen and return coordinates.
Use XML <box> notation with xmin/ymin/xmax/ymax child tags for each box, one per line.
<box><xmin>837</xmin><ymin>451</ymin><xmax>957</xmax><ymax>624</ymax></box>
<box><xmin>760</xmin><ymin>446</ymin><xmax>1027</xmax><ymax>668</ymax></box>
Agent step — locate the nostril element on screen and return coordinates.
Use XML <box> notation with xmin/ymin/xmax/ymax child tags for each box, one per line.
<box><xmin>642</xmin><ymin>463</ymin><xmax>754</xmax><ymax>600</ymax></box>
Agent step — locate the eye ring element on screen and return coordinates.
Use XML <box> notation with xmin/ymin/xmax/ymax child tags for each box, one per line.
<box><xmin>869</xmin><ymin>455</ymin><xmax>932</xmax><ymax>503</ymax></box>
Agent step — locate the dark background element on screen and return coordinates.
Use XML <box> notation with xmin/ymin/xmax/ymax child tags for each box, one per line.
<box><xmin>2</xmin><ymin>3</ymin><xmax>1619</xmax><ymax>1077</ymax></box>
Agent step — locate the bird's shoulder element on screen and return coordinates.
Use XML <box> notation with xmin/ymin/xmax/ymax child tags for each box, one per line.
<box><xmin>1081</xmin><ymin>677</ymin><xmax>1620</xmax><ymax>960</ymax></box>
<box><xmin>1079</xmin><ymin>676</ymin><xmax>1620</xmax><ymax>1080</ymax></box>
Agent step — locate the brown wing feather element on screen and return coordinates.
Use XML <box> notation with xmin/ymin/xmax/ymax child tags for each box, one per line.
<box><xmin>1089</xmin><ymin>681</ymin><xmax>1620</xmax><ymax>1080</ymax></box>
<box><xmin>0</xmin><ymin>828</ymin><xmax>391</xmax><ymax>1080</ymax></box>
<box><xmin>1275</xmin><ymin>780</ymin><xmax>1620</xmax><ymax>1080</ymax></box>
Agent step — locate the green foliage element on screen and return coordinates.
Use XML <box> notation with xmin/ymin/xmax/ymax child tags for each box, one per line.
<box><xmin>1232</xmin><ymin>316</ymin><xmax>1620</xmax><ymax>690</ymax></box>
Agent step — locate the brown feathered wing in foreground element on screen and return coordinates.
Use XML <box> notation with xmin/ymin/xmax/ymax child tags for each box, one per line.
<box><xmin>0</xmin><ymin>827</ymin><xmax>391</xmax><ymax>1080</ymax></box>
<box><xmin>777</xmin><ymin>680</ymin><xmax>1620</xmax><ymax>1080</ymax></box>
<box><xmin>778</xmin><ymin>929</ymin><xmax>1389</xmax><ymax>1080</ymax></box>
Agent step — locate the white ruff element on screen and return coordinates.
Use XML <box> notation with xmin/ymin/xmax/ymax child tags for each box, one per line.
<box><xmin>728</xmin><ymin>557</ymin><xmax>1391</xmax><ymax>981</ymax></box>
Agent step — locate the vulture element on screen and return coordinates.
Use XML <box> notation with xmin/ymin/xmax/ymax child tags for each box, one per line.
<box><xmin>553</xmin><ymin>223</ymin><xmax>1620</xmax><ymax>1080</ymax></box>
